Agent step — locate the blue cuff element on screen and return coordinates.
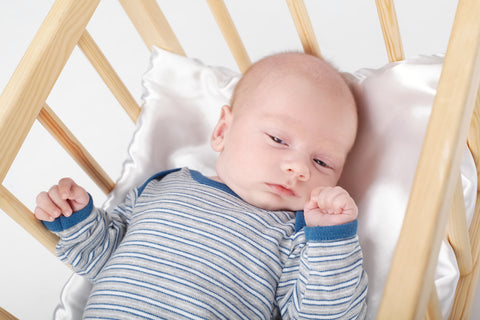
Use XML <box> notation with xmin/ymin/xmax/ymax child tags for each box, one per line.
<box><xmin>305</xmin><ymin>220</ymin><xmax>358</xmax><ymax>241</ymax></box>
<box><xmin>42</xmin><ymin>194</ymin><xmax>94</xmax><ymax>232</ymax></box>
<box><xmin>295</xmin><ymin>211</ymin><xmax>358</xmax><ymax>241</ymax></box>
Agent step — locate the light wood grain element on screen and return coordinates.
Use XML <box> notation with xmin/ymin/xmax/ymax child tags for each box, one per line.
<box><xmin>0</xmin><ymin>0</ymin><xmax>101</xmax><ymax>184</ymax></box>
<box><xmin>78</xmin><ymin>31</ymin><xmax>141</xmax><ymax>123</ymax></box>
<box><xmin>425</xmin><ymin>285</ymin><xmax>442</xmax><ymax>320</ymax></box>
<box><xmin>449</xmin><ymin>195</ymin><xmax>480</xmax><ymax>320</ymax></box>
<box><xmin>447</xmin><ymin>175</ymin><xmax>473</xmax><ymax>276</ymax></box>
<box><xmin>375</xmin><ymin>0</ymin><xmax>404</xmax><ymax>62</ymax></box>
<box><xmin>119</xmin><ymin>0</ymin><xmax>184</xmax><ymax>55</ymax></box>
<box><xmin>0</xmin><ymin>185</ymin><xmax>58</xmax><ymax>256</ymax></box>
<box><xmin>377</xmin><ymin>0</ymin><xmax>480</xmax><ymax>318</ymax></box>
<box><xmin>286</xmin><ymin>0</ymin><xmax>321</xmax><ymax>58</ymax></box>
<box><xmin>37</xmin><ymin>104</ymin><xmax>115</xmax><ymax>195</ymax></box>
<box><xmin>206</xmin><ymin>0</ymin><xmax>251</xmax><ymax>73</ymax></box>
<box><xmin>449</xmin><ymin>82</ymin><xmax>480</xmax><ymax>320</ymax></box>
<box><xmin>0</xmin><ymin>307</ymin><xmax>18</xmax><ymax>320</ymax></box>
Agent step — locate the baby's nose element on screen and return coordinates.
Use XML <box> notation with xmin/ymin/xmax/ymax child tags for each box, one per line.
<box><xmin>281</xmin><ymin>160</ymin><xmax>310</xmax><ymax>181</ymax></box>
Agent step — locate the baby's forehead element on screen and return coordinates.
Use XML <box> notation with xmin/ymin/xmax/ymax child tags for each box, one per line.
<box><xmin>238</xmin><ymin>54</ymin><xmax>345</xmax><ymax>96</ymax></box>
<box><xmin>231</xmin><ymin>53</ymin><xmax>356</xmax><ymax>127</ymax></box>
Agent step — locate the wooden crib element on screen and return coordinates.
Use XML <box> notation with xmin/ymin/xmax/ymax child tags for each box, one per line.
<box><xmin>0</xmin><ymin>0</ymin><xmax>479</xmax><ymax>319</ymax></box>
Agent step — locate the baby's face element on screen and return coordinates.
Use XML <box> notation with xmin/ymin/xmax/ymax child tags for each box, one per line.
<box><xmin>211</xmin><ymin>73</ymin><xmax>357</xmax><ymax>211</ymax></box>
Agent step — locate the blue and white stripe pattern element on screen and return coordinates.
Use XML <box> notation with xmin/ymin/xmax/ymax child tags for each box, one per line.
<box><xmin>47</xmin><ymin>168</ymin><xmax>367</xmax><ymax>319</ymax></box>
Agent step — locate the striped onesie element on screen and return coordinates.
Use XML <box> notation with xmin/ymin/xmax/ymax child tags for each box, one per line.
<box><xmin>44</xmin><ymin>168</ymin><xmax>367</xmax><ymax>319</ymax></box>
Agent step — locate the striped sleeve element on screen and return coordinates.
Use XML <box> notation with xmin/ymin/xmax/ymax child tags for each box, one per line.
<box><xmin>50</xmin><ymin>189</ymin><xmax>138</xmax><ymax>280</ymax></box>
<box><xmin>277</xmin><ymin>222</ymin><xmax>368</xmax><ymax>319</ymax></box>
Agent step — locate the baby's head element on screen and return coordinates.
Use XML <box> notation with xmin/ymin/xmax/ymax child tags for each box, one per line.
<box><xmin>210</xmin><ymin>52</ymin><xmax>357</xmax><ymax>211</ymax></box>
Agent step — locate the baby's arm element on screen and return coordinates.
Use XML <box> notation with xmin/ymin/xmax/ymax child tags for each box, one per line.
<box><xmin>35</xmin><ymin>178</ymin><xmax>132</xmax><ymax>280</ymax></box>
<box><xmin>34</xmin><ymin>178</ymin><xmax>89</xmax><ymax>221</ymax></box>
<box><xmin>304</xmin><ymin>186</ymin><xmax>358</xmax><ymax>227</ymax></box>
<box><xmin>278</xmin><ymin>189</ymin><xmax>366</xmax><ymax>318</ymax></box>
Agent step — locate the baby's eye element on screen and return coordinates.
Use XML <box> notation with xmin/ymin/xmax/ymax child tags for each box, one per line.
<box><xmin>314</xmin><ymin>159</ymin><xmax>328</xmax><ymax>168</ymax></box>
<box><xmin>269</xmin><ymin>135</ymin><xmax>287</xmax><ymax>145</ymax></box>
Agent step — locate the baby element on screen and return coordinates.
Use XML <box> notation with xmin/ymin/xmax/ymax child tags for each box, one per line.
<box><xmin>35</xmin><ymin>52</ymin><xmax>367</xmax><ymax>319</ymax></box>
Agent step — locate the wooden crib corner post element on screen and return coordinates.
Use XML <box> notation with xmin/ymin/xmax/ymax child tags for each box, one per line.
<box><xmin>376</xmin><ymin>0</ymin><xmax>480</xmax><ymax>318</ymax></box>
<box><xmin>0</xmin><ymin>0</ymin><xmax>101</xmax><ymax>184</ymax></box>
<box><xmin>119</xmin><ymin>0</ymin><xmax>185</xmax><ymax>56</ymax></box>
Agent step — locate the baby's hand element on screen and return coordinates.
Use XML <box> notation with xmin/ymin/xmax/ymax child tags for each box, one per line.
<box><xmin>304</xmin><ymin>186</ymin><xmax>358</xmax><ymax>227</ymax></box>
<box><xmin>34</xmin><ymin>178</ymin><xmax>89</xmax><ymax>222</ymax></box>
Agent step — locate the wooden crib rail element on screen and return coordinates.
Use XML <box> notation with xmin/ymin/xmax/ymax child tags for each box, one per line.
<box><xmin>450</xmin><ymin>91</ymin><xmax>480</xmax><ymax>319</ymax></box>
<box><xmin>0</xmin><ymin>0</ymin><xmax>479</xmax><ymax>319</ymax></box>
<box><xmin>119</xmin><ymin>0</ymin><xmax>185</xmax><ymax>56</ymax></box>
<box><xmin>286</xmin><ymin>0</ymin><xmax>321</xmax><ymax>58</ymax></box>
<box><xmin>377</xmin><ymin>0</ymin><xmax>480</xmax><ymax>317</ymax></box>
<box><xmin>0</xmin><ymin>185</ymin><xmax>59</xmax><ymax>256</ymax></box>
<box><xmin>448</xmin><ymin>178</ymin><xmax>473</xmax><ymax>277</ymax></box>
<box><xmin>0</xmin><ymin>0</ymin><xmax>101</xmax><ymax>184</ymax></box>
<box><xmin>426</xmin><ymin>286</ymin><xmax>442</xmax><ymax>320</ymax></box>
<box><xmin>375</xmin><ymin>0</ymin><xmax>404</xmax><ymax>62</ymax></box>
<box><xmin>37</xmin><ymin>104</ymin><xmax>115</xmax><ymax>195</ymax></box>
<box><xmin>206</xmin><ymin>0</ymin><xmax>252</xmax><ymax>73</ymax></box>
<box><xmin>77</xmin><ymin>31</ymin><xmax>141</xmax><ymax>123</ymax></box>
<box><xmin>0</xmin><ymin>307</ymin><xmax>18</xmax><ymax>320</ymax></box>
<box><xmin>0</xmin><ymin>0</ymin><xmax>103</xmax><ymax>263</ymax></box>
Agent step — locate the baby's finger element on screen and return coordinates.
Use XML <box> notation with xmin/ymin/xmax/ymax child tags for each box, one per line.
<box><xmin>34</xmin><ymin>206</ymin><xmax>56</xmax><ymax>222</ymax></box>
<box><xmin>48</xmin><ymin>185</ymin><xmax>73</xmax><ymax>216</ymax></box>
<box><xmin>313</xmin><ymin>188</ymin><xmax>328</xmax><ymax>210</ymax></box>
<box><xmin>332</xmin><ymin>189</ymin><xmax>358</xmax><ymax>216</ymax></box>
<box><xmin>35</xmin><ymin>191</ymin><xmax>62</xmax><ymax>219</ymax></box>
<box><xmin>331</xmin><ymin>191</ymin><xmax>349</xmax><ymax>213</ymax></box>
<box><xmin>317</xmin><ymin>187</ymin><xmax>346</xmax><ymax>214</ymax></box>
<box><xmin>57</xmin><ymin>178</ymin><xmax>77</xmax><ymax>199</ymax></box>
<box><xmin>58</xmin><ymin>178</ymin><xmax>89</xmax><ymax>211</ymax></box>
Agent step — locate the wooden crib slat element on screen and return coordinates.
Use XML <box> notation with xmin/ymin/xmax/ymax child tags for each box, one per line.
<box><xmin>286</xmin><ymin>0</ymin><xmax>322</xmax><ymax>58</ymax></box>
<box><xmin>78</xmin><ymin>31</ymin><xmax>141</xmax><ymax>123</ymax></box>
<box><xmin>37</xmin><ymin>105</ymin><xmax>115</xmax><ymax>195</ymax></box>
<box><xmin>449</xmin><ymin>86</ymin><xmax>480</xmax><ymax>320</ymax></box>
<box><xmin>375</xmin><ymin>0</ymin><xmax>404</xmax><ymax>62</ymax></box>
<box><xmin>425</xmin><ymin>284</ymin><xmax>442</xmax><ymax>320</ymax></box>
<box><xmin>450</xmin><ymin>195</ymin><xmax>480</xmax><ymax>319</ymax></box>
<box><xmin>119</xmin><ymin>0</ymin><xmax>185</xmax><ymax>56</ymax></box>
<box><xmin>377</xmin><ymin>0</ymin><xmax>480</xmax><ymax>318</ymax></box>
<box><xmin>206</xmin><ymin>0</ymin><xmax>251</xmax><ymax>73</ymax></box>
<box><xmin>0</xmin><ymin>0</ymin><xmax>101</xmax><ymax>184</ymax></box>
<box><xmin>467</xmin><ymin>86</ymin><xmax>480</xmax><ymax>255</ymax></box>
<box><xmin>0</xmin><ymin>185</ymin><xmax>58</xmax><ymax>256</ymax></box>
<box><xmin>447</xmin><ymin>175</ymin><xmax>473</xmax><ymax>276</ymax></box>
<box><xmin>0</xmin><ymin>306</ymin><xmax>19</xmax><ymax>320</ymax></box>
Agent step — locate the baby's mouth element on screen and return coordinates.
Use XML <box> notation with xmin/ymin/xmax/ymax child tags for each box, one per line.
<box><xmin>266</xmin><ymin>183</ymin><xmax>297</xmax><ymax>197</ymax></box>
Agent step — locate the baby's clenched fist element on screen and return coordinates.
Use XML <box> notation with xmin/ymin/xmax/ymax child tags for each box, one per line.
<box><xmin>304</xmin><ymin>186</ymin><xmax>358</xmax><ymax>227</ymax></box>
<box><xmin>34</xmin><ymin>178</ymin><xmax>89</xmax><ymax>222</ymax></box>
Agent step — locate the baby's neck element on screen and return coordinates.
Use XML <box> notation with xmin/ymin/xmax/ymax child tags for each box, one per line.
<box><xmin>208</xmin><ymin>176</ymin><xmax>223</xmax><ymax>183</ymax></box>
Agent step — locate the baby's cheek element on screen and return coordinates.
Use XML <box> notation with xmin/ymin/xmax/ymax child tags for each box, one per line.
<box><xmin>310</xmin><ymin>173</ymin><xmax>336</xmax><ymax>189</ymax></box>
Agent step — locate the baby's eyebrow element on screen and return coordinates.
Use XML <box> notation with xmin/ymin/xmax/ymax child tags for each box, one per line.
<box><xmin>260</xmin><ymin>112</ymin><xmax>298</xmax><ymax>126</ymax></box>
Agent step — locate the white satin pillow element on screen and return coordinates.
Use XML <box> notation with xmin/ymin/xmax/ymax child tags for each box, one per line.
<box><xmin>339</xmin><ymin>56</ymin><xmax>477</xmax><ymax>318</ymax></box>
<box><xmin>54</xmin><ymin>48</ymin><xmax>477</xmax><ymax>319</ymax></box>
<box><xmin>102</xmin><ymin>48</ymin><xmax>239</xmax><ymax>211</ymax></box>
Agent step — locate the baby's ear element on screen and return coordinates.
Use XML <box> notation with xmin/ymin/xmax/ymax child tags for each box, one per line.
<box><xmin>211</xmin><ymin>105</ymin><xmax>233</xmax><ymax>152</ymax></box>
